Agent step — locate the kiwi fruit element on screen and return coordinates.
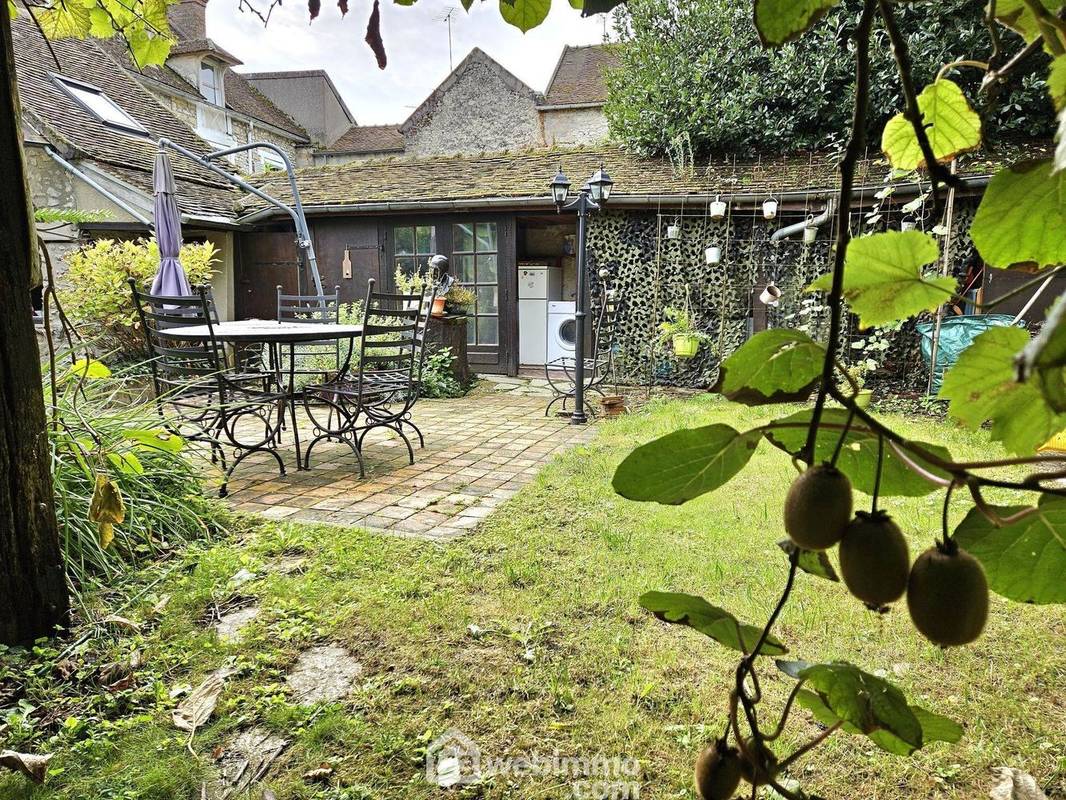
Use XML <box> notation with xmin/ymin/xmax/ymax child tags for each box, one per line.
<box><xmin>694</xmin><ymin>739</ymin><xmax>742</xmax><ymax>800</ymax></box>
<box><xmin>783</xmin><ymin>464</ymin><xmax>853</xmax><ymax>550</ymax></box>
<box><xmin>838</xmin><ymin>510</ymin><xmax>910</xmax><ymax>608</ymax></box>
<box><xmin>907</xmin><ymin>541</ymin><xmax>989</xmax><ymax>647</ymax></box>
<box><xmin>738</xmin><ymin>737</ymin><xmax>779</xmax><ymax>787</ymax></box>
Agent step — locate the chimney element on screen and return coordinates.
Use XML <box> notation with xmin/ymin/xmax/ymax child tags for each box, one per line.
<box><xmin>168</xmin><ymin>0</ymin><xmax>207</xmax><ymax>40</ymax></box>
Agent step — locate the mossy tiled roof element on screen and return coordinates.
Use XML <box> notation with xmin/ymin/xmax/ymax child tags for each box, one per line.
<box><xmin>242</xmin><ymin>141</ymin><xmax>1051</xmax><ymax>217</ymax></box>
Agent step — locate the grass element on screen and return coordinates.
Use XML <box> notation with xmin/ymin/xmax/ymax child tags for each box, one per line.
<box><xmin>2</xmin><ymin>394</ymin><xmax>1064</xmax><ymax>799</ymax></box>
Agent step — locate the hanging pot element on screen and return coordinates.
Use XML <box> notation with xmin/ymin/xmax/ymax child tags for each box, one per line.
<box><xmin>803</xmin><ymin>217</ymin><xmax>818</xmax><ymax>245</ymax></box>
<box><xmin>667</xmin><ymin>223</ymin><xmax>681</xmax><ymax>240</ymax></box>
<box><xmin>759</xmin><ymin>283</ymin><xmax>782</xmax><ymax>307</ymax></box>
<box><xmin>900</xmin><ymin>218</ymin><xmax>917</xmax><ymax>232</ymax></box>
<box><xmin>855</xmin><ymin>389</ymin><xmax>873</xmax><ymax>409</ymax></box>
<box><xmin>672</xmin><ymin>334</ymin><xmax>700</xmax><ymax>359</ymax></box>
<box><xmin>762</xmin><ymin>198</ymin><xmax>778</xmax><ymax>220</ymax></box>
<box><xmin>705</xmin><ymin>245</ymin><xmax>722</xmax><ymax>265</ymax></box>
<box><xmin>709</xmin><ymin>196</ymin><xmax>728</xmax><ymax>220</ymax></box>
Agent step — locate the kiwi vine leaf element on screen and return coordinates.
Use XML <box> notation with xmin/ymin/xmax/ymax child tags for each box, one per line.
<box><xmin>752</xmin><ymin>0</ymin><xmax>839</xmax><ymax>46</ymax></box>
<box><xmin>640</xmin><ymin>592</ymin><xmax>788</xmax><ymax>655</ymax></box>
<box><xmin>880</xmin><ymin>80</ymin><xmax>982</xmax><ymax>171</ymax></box>
<box><xmin>713</xmin><ymin>329</ymin><xmax>825</xmax><ymax>405</ymax></box>
<box><xmin>777</xmin><ymin>540</ymin><xmax>840</xmax><ymax>582</ymax></box>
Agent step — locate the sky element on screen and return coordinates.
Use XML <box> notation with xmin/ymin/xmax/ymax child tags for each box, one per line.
<box><xmin>207</xmin><ymin>0</ymin><xmax>612</xmax><ymax>125</ymax></box>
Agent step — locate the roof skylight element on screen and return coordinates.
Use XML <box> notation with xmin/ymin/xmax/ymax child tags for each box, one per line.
<box><xmin>52</xmin><ymin>75</ymin><xmax>149</xmax><ymax>136</ymax></box>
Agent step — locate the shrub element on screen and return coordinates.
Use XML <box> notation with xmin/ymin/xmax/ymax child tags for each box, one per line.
<box><xmin>419</xmin><ymin>346</ymin><xmax>467</xmax><ymax>398</ymax></box>
<box><xmin>44</xmin><ymin>357</ymin><xmax>227</xmax><ymax>585</ymax></box>
<box><xmin>59</xmin><ymin>238</ymin><xmax>218</xmax><ymax>357</ymax></box>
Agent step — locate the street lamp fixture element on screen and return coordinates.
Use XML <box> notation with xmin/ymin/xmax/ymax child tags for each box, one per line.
<box><xmin>588</xmin><ymin>164</ymin><xmax>613</xmax><ymax>204</ymax></box>
<box><xmin>550</xmin><ymin>167</ymin><xmax>571</xmax><ymax>210</ymax></box>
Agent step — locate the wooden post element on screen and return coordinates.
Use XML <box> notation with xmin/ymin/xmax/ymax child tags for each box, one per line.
<box><xmin>0</xmin><ymin>3</ymin><xmax>70</xmax><ymax>643</ymax></box>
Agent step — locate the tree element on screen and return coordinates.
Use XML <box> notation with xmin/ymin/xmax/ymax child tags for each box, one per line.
<box><xmin>605</xmin><ymin>0</ymin><xmax>1056</xmax><ymax>156</ymax></box>
<box><xmin>0</xmin><ymin>0</ymin><xmax>68</xmax><ymax>643</ymax></box>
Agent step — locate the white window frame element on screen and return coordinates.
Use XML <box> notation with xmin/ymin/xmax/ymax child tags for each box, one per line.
<box><xmin>51</xmin><ymin>74</ymin><xmax>148</xmax><ymax>136</ymax></box>
<box><xmin>198</xmin><ymin>60</ymin><xmax>225</xmax><ymax>107</ymax></box>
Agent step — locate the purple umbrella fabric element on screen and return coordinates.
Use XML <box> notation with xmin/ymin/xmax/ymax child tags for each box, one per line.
<box><xmin>150</xmin><ymin>150</ymin><xmax>192</xmax><ymax>298</ymax></box>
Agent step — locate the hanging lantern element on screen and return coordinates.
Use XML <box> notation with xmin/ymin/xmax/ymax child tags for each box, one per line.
<box><xmin>900</xmin><ymin>218</ymin><xmax>916</xmax><ymax>232</ymax></box>
<box><xmin>705</xmin><ymin>245</ymin><xmax>722</xmax><ymax>265</ymax></box>
<box><xmin>709</xmin><ymin>195</ymin><xmax>728</xmax><ymax>219</ymax></box>
<box><xmin>759</xmin><ymin>283</ymin><xmax>782</xmax><ymax>307</ymax></box>
<box><xmin>762</xmin><ymin>197</ymin><xmax>779</xmax><ymax>220</ymax></box>
<box><xmin>667</xmin><ymin>221</ymin><xmax>681</xmax><ymax>239</ymax></box>
<box><xmin>803</xmin><ymin>215</ymin><xmax>818</xmax><ymax>245</ymax></box>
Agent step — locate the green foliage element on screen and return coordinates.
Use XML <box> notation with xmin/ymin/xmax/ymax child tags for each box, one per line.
<box><xmin>953</xmin><ymin>495</ymin><xmax>1066</xmax><ymax>604</ymax></box>
<box><xmin>419</xmin><ymin>346</ymin><xmax>468</xmax><ymax>399</ymax></box>
<box><xmin>639</xmin><ymin>591</ymin><xmax>787</xmax><ymax>655</ymax></box>
<box><xmin>993</xmin><ymin>0</ymin><xmax>1066</xmax><ymax>43</ymax></box>
<box><xmin>939</xmin><ymin>326</ymin><xmax>1065</xmax><ymax>455</ymax></box>
<box><xmin>656</xmin><ymin>305</ymin><xmax>707</xmax><ymax>343</ymax></box>
<box><xmin>31</xmin><ymin>0</ymin><xmax>176</xmax><ymax>68</ymax></box>
<box><xmin>612</xmin><ymin>423</ymin><xmax>762</xmax><ymax>504</ymax></box>
<box><xmin>753</xmin><ymin>0</ymin><xmax>839</xmax><ymax>45</ymax></box>
<box><xmin>59</xmin><ymin>238</ymin><xmax>218</xmax><ymax>357</ymax></box>
<box><xmin>808</xmin><ymin>231</ymin><xmax>956</xmax><ymax>328</ymax></box>
<box><xmin>444</xmin><ymin>284</ymin><xmax>476</xmax><ymax>313</ymax></box>
<box><xmin>34</xmin><ymin>207</ymin><xmax>111</xmax><ymax>224</ymax></box>
<box><xmin>497</xmin><ymin>0</ymin><xmax>549</xmax><ymax>31</ymax></box>
<box><xmin>970</xmin><ymin>159</ymin><xmax>1066</xmax><ymax>269</ymax></box>
<box><xmin>880</xmin><ymin>79</ymin><xmax>982</xmax><ymax>170</ymax></box>
<box><xmin>45</xmin><ymin>359</ymin><xmax>226</xmax><ymax>585</ymax></box>
<box><xmin>713</xmin><ymin>329</ymin><xmax>825</xmax><ymax>404</ymax></box>
<box><xmin>606</xmin><ymin>0</ymin><xmax>1054</xmax><ymax>157</ymax></box>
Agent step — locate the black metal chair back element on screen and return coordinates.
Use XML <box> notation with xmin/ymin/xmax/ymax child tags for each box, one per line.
<box><xmin>129</xmin><ymin>279</ymin><xmax>224</xmax><ymax>401</ymax></box>
<box><xmin>277</xmin><ymin>285</ymin><xmax>342</xmax><ymax>380</ymax></box>
<box><xmin>354</xmin><ymin>279</ymin><xmax>434</xmax><ymax>402</ymax></box>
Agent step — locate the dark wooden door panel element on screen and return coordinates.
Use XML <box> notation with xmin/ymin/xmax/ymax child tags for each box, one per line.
<box><xmin>311</xmin><ymin>219</ymin><xmax>382</xmax><ymax>304</ymax></box>
<box><xmin>236</xmin><ymin>231</ymin><xmax>299</xmax><ymax>320</ymax></box>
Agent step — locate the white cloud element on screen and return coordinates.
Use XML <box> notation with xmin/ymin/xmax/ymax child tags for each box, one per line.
<box><xmin>207</xmin><ymin>0</ymin><xmax>610</xmax><ymax>125</ymax></box>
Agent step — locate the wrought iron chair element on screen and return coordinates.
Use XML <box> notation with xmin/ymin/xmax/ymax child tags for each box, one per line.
<box><xmin>544</xmin><ymin>282</ymin><xmax>620</xmax><ymax>418</ymax></box>
<box><xmin>276</xmin><ymin>285</ymin><xmax>342</xmax><ymax>385</ymax></box>
<box><xmin>301</xmin><ymin>279</ymin><xmax>435</xmax><ymax>477</ymax></box>
<box><xmin>130</xmin><ymin>280</ymin><xmax>290</xmax><ymax>497</ymax></box>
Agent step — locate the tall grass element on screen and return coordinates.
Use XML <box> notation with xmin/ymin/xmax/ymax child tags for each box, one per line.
<box><xmin>43</xmin><ymin>359</ymin><xmax>228</xmax><ymax>587</ymax></box>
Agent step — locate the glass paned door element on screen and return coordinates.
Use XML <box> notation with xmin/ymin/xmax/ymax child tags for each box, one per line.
<box><xmin>393</xmin><ymin>225</ymin><xmax>437</xmax><ymax>279</ymax></box>
<box><xmin>453</xmin><ymin>222</ymin><xmax>499</xmax><ymax>346</ymax></box>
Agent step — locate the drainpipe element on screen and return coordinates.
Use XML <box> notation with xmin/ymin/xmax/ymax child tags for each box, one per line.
<box><xmin>43</xmin><ymin>146</ymin><xmax>152</xmax><ymax>226</ymax></box>
<box><xmin>770</xmin><ymin>198</ymin><xmax>836</xmax><ymax>242</ymax></box>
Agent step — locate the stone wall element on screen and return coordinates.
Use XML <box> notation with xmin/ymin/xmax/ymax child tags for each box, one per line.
<box><xmin>540</xmin><ymin>107</ymin><xmax>610</xmax><ymax>148</ymax></box>
<box><xmin>404</xmin><ymin>59</ymin><xmax>542</xmax><ymax>158</ymax></box>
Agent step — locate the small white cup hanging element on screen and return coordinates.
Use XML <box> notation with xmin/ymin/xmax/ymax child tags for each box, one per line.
<box><xmin>709</xmin><ymin>195</ymin><xmax>728</xmax><ymax>220</ymax></box>
<box><xmin>598</xmin><ymin>268</ymin><xmax>610</xmax><ymax>279</ymax></box>
<box><xmin>705</xmin><ymin>245</ymin><xmax>722</xmax><ymax>265</ymax></box>
<box><xmin>900</xmin><ymin>218</ymin><xmax>916</xmax><ymax>232</ymax></box>
<box><xmin>759</xmin><ymin>283</ymin><xmax>782</xmax><ymax>307</ymax></box>
<box><xmin>667</xmin><ymin>221</ymin><xmax>681</xmax><ymax>239</ymax></box>
<box><xmin>803</xmin><ymin>215</ymin><xmax>818</xmax><ymax>245</ymax></box>
<box><xmin>762</xmin><ymin>197</ymin><xmax>778</xmax><ymax>220</ymax></box>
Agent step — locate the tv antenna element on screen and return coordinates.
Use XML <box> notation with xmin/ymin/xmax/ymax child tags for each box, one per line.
<box><xmin>441</xmin><ymin>7</ymin><xmax>457</xmax><ymax>71</ymax></box>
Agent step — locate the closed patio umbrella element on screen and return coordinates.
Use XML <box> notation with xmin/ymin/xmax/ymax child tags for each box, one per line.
<box><xmin>150</xmin><ymin>149</ymin><xmax>192</xmax><ymax>298</ymax></box>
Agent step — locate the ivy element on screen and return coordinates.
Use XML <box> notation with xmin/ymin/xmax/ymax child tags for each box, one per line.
<box><xmin>881</xmin><ymin>80</ymin><xmax>982</xmax><ymax>170</ymax></box>
<box><xmin>808</xmin><ymin>231</ymin><xmax>956</xmax><ymax>328</ymax></box>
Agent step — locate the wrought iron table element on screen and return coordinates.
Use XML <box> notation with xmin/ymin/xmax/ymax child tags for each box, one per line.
<box><xmin>159</xmin><ymin>320</ymin><xmax>364</xmax><ymax>471</ymax></box>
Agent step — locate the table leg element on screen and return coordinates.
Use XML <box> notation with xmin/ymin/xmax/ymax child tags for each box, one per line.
<box><xmin>287</xmin><ymin>342</ymin><xmax>304</xmax><ymax>470</ymax></box>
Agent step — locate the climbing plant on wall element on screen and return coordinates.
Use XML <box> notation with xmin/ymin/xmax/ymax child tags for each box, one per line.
<box><xmin>611</xmin><ymin>1</ymin><xmax>1066</xmax><ymax>798</ymax></box>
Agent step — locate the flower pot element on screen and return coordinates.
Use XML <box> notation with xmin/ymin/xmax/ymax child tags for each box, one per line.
<box><xmin>672</xmin><ymin>334</ymin><xmax>700</xmax><ymax>359</ymax></box>
<box><xmin>705</xmin><ymin>245</ymin><xmax>722</xmax><ymax>265</ymax></box>
<box><xmin>667</xmin><ymin>223</ymin><xmax>681</xmax><ymax>240</ymax></box>
<box><xmin>803</xmin><ymin>225</ymin><xmax>818</xmax><ymax>245</ymax></box>
<box><xmin>709</xmin><ymin>197</ymin><xmax>727</xmax><ymax>219</ymax></box>
<box><xmin>900</xmin><ymin>219</ymin><xmax>916</xmax><ymax>232</ymax></box>
<box><xmin>762</xmin><ymin>198</ymin><xmax>778</xmax><ymax>220</ymax></box>
<box><xmin>600</xmin><ymin>395</ymin><xmax>626</xmax><ymax>417</ymax></box>
<box><xmin>855</xmin><ymin>389</ymin><xmax>873</xmax><ymax>409</ymax></box>
<box><xmin>431</xmin><ymin>296</ymin><xmax>446</xmax><ymax>317</ymax></box>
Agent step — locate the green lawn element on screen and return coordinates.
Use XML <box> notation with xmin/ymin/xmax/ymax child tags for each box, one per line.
<box><xmin>2</xmin><ymin>395</ymin><xmax>1064</xmax><ymax>799</ymax></box>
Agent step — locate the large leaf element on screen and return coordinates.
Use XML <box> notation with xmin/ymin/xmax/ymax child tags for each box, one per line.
<box><xmin>796</xmin><ymin>662</ymin><xmax>923</xmax><ymax>754</ymax></box>
<box><xmin>994</xmin><ymin>0</ymin><xmax>1066</xmax><ymax>43</ymax></box>
<box><xmin>971</xmin><ymin>160</ymin><xmax>1066</xmax><ymax>269</ymax></box>
<box><xmin>953</xmin><ymin>495</ymin><xmax>1066</xmax><ymax>604</ymax></box>
<box><xmin>580</xmin><ymin>0</ymin><xmax>625</xmax><ymax>13</ymax></box>
<box><xmin>122</xmin><ymin>428</ymin><xmax>185</xmax><ymax>454</ymax></box>
<box><xmin>881</xmin><ymin>80</ymin><xmax>981</xmax><ymax>171</ymax></box>
<box><xmin>765</xmin><ymin>408</ymin><xmax>951</xmax><ymax>496</ymax></box>
<box><xmin>777</xmin><ymin>540</ymin><xmax>839</xmax><ymax>582</ymax></box>
<box><xmin>939</xmin><ymin>326</ymin><xmax>1065</xmax><ymax>455</ymax></box>
<box><xmin>1050</xmin><ymin>55</ymin><xmax>1066</xmax><ymax>111</ymax></box>
<box><xmin>498</xmin><ymin>0</ymin><xmax>549</xmax><ymax>31</ymax></box>
<box><xmin>753</xmin><ymin>0</ymin><xmax>840</xmax><ymax>47</ymax></box>
<box><xmin>809</xmin><ymin>231</ymin><xmax>955</xmax><ymax>327</ymax></box>
<box><xmin>713</xmin><ymin>329</ymin><xmax>825</xmax><ymax>404</ymax></box>
<box><xmin>613</xmin><ymin>424</ymin><xmax>761</xmax><ymax>505</ymax></box>
<box><xmin>639</xmin><ymin>591</ymin><xmax>787</xmax><ymax>655</ymax></box>
<box><xmin>1018</xmin><ymin>295</ymin><xmax>1066</xmax><ymax>410</ymax></box>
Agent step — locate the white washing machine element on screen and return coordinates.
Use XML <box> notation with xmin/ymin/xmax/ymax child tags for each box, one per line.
<box><xmin>518</xmin><ymin>265</ymin><xmax>562</xmax><ymax>365</ymax></box>
<box><xmin>547</xmin><ymin>301</ymin><xmax>577</xmax><ymax>364</ymax></box>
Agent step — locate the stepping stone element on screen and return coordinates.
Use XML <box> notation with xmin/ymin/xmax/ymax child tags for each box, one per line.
<box><xmin>215</xmin><ymin>727</ymin><xmax>288</xmax><ymax>796</ymax></box>
<box><xmin>215</xmin><ymin>605</ymin><xmax>261</xmax><ymax>643</ymax></box>
<box><xmin>285</xmin><ymin>645</ymin><xmax>362</xmax><ymax>704</ymax></box>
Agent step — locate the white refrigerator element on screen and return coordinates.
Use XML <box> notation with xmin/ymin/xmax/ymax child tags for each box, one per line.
<box><xmin>518</xmin><ymin>265</ymin><xmax>562</xmax><ymax>365</ymax></box>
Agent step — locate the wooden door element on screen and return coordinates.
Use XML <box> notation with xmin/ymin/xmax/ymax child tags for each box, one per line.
<box><xmin>235</xmin><ymin>231</ymin><xmax>300</xmax><ymax>320</ymax></box>
<box><xmin>310</xmin><ymin>219</ymin><xmax>382</xmax><ymax>304</ymax></box>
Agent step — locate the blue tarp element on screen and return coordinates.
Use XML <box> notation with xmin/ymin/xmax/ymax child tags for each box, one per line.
<box><xmin>916</xmin><ymin>314</ymin><xmax>1021</xmax><ymax>395</ymax></box>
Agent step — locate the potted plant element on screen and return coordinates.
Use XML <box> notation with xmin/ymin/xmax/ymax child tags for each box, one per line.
<box><xmin>844</xmin><ymin>324</ymin><xmax>895</xmax><ymax>407</ymax></box>
<box><xmin>444</xmin><ymin>284</ymin><xmax>476</xmax><ymax>315</ymax></box>
<box><xmin>658</xmin><ymin>305</ymin><xmax>707</xmax><ymax>359</ymax></box>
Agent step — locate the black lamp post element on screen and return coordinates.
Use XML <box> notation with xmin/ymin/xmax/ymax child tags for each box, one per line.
<box><xmin>551</xmin><ymin>163</ymin><xmax>613</xmax><ymax>425</ymax></box>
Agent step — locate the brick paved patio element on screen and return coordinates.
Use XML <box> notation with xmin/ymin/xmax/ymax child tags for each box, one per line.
<box><xmin>222</xmin><ymin>391</ymin><xmax>597</xmax><ymax>540</ymax></box>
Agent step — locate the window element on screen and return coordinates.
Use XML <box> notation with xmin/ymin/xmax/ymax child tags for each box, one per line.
<box><xmin>196</xmin><ymin>105</ymin><xmax>235</xmax><ymax>149</ymax></box>
<box><xmin>198</xmin><ymin>61</ymin><xmax>224</xmax><ymax>106</ymax></box>
<box><xmin>453</xmin><ymin>222</ymin><xmax>498</xmax><ymax>346</ymax></box>
<box><xmin>393</xmin><ymin>225</ymin><xmax>437</xmax><ymax>277</ymax></box>
<box><xmin>52</xmin><ymin>75</ymin><xmax>147</xmax><ymax>136</ymax></box>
